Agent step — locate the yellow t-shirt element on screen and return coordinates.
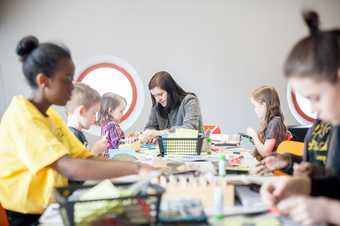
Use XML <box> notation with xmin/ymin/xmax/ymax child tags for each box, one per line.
<box><xmin>0</xmin><ymin>96</ymin><xmax>93</xmax><ymax>214</ymax></box>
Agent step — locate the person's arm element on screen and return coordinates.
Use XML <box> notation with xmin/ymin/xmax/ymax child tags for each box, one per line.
<box><xmin>52</xmin><ymin>155</ymin><xmax>152</xmax><ymax>180</ymax></box>
<box><xmin>260</xmin><ymin>176</ymin><xmax>311</xmax><ymax>207</ymax></box>
<box><xmin>326</xmin><ymin>199</ymin><xmax>340</xmax><ymax>225</ymax></box>
<box><xmin>140</xmin><ymin>129</ymin><xmax>168</xmax><ymax>144</ymax></box>
<box><xmin>105</xmin><ymin>123</ymin><xmax>121</xmax><ymax>149</ymax></box>
<box><xmin>252</xmin><ymin>137</ymin><xmax>276</xmax><ymax>157</ymax></box>
<box><xmin>176</xmin><ymin>96</ymin><xmax>202</xmax><ymax>130</ymax></box>
<box><xmin>277</xmin><ymin>196</ymin><xmax>340</xmax><ymax>226</ymax></box>
<box><xmin>144</xmin><ymin>107</ymin><xmax>159</xmax><ymax>130</ymax></box>
<box><xmin>246</xmin><ymin>127</ymin><xmax>276</xmax><ymax>157</ymax></box>
<box><xmin>90</xmin><ymin>137</ymin><xmax>107</xmax><ymax>156</ymax></box>
<box><xmin>250</xmin><ymin>117</ymin><xmax>287</xmax><ymax>158</ymax></box>
<box><xmin>254</xmin><ymin>153</ymin><xmax>301</xmax><ymax>175</ymax></box>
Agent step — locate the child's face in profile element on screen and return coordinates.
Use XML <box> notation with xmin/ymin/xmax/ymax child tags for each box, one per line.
<box><xmin>44</xmin><ymin>59</ymin><xmax>75</xmax><ymax>106</ymax></box>
<box><xmin>251</xmin><ymin>97</ymin><xmax>266</xmax><ymax>120</ymax></box>
<box><xmin>111</xmin><ymin>102</ymin><xmax>127</xmax><ymax>123</ymax></box>
<box><xmin>80</xmin><ymin>102</ymin><xmax>100</xmax><ymax>130</ymax></box>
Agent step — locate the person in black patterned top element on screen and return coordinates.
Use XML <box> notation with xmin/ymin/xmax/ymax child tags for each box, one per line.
<box><xmin>255</xmin><ymin>119</ymin><xmax>337</xmax><ymax>177</ymax></box>
<box><xmin>261</xmin><ymin>11</ymin><xmax>340</xmax><ymax>226</ymax></box>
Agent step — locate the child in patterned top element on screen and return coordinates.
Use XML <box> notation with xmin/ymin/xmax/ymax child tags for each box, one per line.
<box><xmin>98</xmin><ymin>92</ymin><xmax>127</xmax><ymax>159</ymax></box>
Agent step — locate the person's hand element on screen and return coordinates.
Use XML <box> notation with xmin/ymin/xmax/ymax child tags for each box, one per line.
<box><xmin>253</xmin><ymin>162</ymin><xmax>272</xmax><ymax>176</ymax></box>
<box><xmin>246</xmin><ymin>127</ymin><xmax>257</xmax><ymax>139</ymax></box>
<box><xmin>139</xmin><ymin>134</ymin><xmax>157</xmax><ymax>144</ymax></box>
<box><xmin>252</xmin><ymin>155</ymin><xmax>288</xmax><ymax>175</ymax></box>
<box><xmin>278</xmin><ymin>196</ymin><xmax>330</xmax><ymax>226</ymax></box>
<box><xmin>293</xmin><ymin>162</ymin><xmax>312</xmax><ymax>177</ymax></box>
<box><xmin>91</xmin><ymin>137</ymin><xmax>107</xmax><ymax>156</ymax></box>
<box><xmin>125</xmin><ymin>135</ymin><xmax>139</xmax><ymax>144</ymax></box>
<box><xmin>260</xmin><ymin>176</ymin><xmax>311</xmax><ymax>207</ymax></box>
<box><xmin>137</xmin><ymin>163</ymin><xmax>156</xmax><ymax>176</ymax></box>
<box><xmin>140</xmin><ymin>129</ymin><xmax>162</xmax><ymax>144</ymax></box>
<box><xmin>144</xmin><ymin>129</ymin><xmax>161</xmax><ymax>137</ymax></box>
<box><xmin>263</xmin><ymin>155</ymin><xmax>289</xmax><ymax>170</ymax></box>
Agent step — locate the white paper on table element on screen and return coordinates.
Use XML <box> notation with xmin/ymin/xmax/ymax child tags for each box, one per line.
<box><xmin>74</xmin><ymin>179</ymin><xmax>120</xmax><ymax>223</ymax></box>
<box><xmin>39</xmin><ymin>203</ymin><xmax>63</xmax><ymax>226</ymax></box>
<box><xmin>168</xmin><ymin>128</ymin><xmax>199</xmax><ymax>138</ymax></box>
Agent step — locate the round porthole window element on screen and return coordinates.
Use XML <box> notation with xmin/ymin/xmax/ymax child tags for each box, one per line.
<box><xmin>76</xmin><ymin>56</ymin><xmax>144</xmax><ymax>135</ymax></box>
<box><xmin>287</xmin><ymin>83</ymin><xmax>317</xmax><ymax>125</ymax></box>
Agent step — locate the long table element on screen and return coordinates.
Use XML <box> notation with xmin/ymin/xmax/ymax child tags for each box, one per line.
<box><xmin>38</xmin><ymin>144</ymin><xmax>313</xmax><ymax>226</ymax></box>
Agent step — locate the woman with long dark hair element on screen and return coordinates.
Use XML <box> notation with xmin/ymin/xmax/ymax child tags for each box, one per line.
<box><xmin>143</xmin><ymin>71</ymin><xmax>203</xmax><ymax>141</ymax></box>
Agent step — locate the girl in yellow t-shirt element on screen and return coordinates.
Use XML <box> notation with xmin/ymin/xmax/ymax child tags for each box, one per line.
<box><xmin>0</xmin><ymin>36</ymin><xmax>153</xmax><ymax>226</ymax></box>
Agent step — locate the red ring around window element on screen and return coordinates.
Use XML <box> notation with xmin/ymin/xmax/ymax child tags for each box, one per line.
<box><xmin>77</xmin><ymin>63</ymin><xmax>137</xmax><ymax>122</ymax></box>
<box><xmin>291</xmin><ymin>91</ymin><xmax>315</xmax><ymax>123</ymax></box>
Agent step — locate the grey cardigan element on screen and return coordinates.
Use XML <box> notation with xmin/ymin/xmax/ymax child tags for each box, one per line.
<box><xmin>144</xmin><ymin>94</ymin><xmax>203</xmax><ymax>132</ymax></box>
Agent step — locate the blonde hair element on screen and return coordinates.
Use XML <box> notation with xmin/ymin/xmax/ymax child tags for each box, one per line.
<box><xmin>66</xmin><ymin>83</ymin><xmax>101</xmax><ymax>113</ymax></box>
<box><xmin>251</xmin><ymin>85</ymin><xmax>286</xmax><ymax>143</ymax></box>
<box><xmin>98</xmin><ymin>92</ymin><xmax>127</xmax><ymax>126</ymax></box>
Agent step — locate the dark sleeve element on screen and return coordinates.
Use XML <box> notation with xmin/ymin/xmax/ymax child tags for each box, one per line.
<box><xmin>327</xmin><ymin>126</ymin><xmax>340</xmax><ymax>175</ymax></box>
<box><xmin>144</xmin><ymin>107</ymin><xmax>159</xmax><ymax>130</ymax></box>
<box><xmin>310</xmin><ymin>165</ymin><xmax>327</xmax><ymax>177</ymax></box>
<box><xmin>172</xmin><ymin>96</ymin><xmax>202</xmax><ymax>131</ymax></box>
<box><xmin>311</xmin><ymin>176</ymin><xmax>340</xmax><ymax>199</ymax></box>
<box><xmin>265</xmin><ymin>118</ymin><xmax>284</xmax><ymax>140</ymax></box>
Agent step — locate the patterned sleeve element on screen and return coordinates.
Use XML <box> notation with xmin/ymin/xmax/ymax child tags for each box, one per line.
<box><xmin>102</xmin><ymin>123</ymin><xmax>121</xmax><ymax>150</ymax></box>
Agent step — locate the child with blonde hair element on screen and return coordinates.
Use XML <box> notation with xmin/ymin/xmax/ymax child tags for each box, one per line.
<box><xmin>66</xmin><ymin>83</ymin><xmax>101</xmax><ymax>148</ymax></box>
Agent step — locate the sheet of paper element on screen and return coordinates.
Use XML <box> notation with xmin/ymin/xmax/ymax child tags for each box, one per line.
<box><xmin>75</xmin><ymin>180</ymin><xmax>121</xmax><ymax>224</ymax></box>
<box><xmin>167</xmin><ymin>128</ymin><xmax>199</xmax><ymax>138</ymax></box>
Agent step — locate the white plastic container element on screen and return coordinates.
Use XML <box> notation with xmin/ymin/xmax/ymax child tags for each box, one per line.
<box><xmin>218</xmin><ymin>153</ymin><xmax>226</xmax><ymax>176</ymax></box>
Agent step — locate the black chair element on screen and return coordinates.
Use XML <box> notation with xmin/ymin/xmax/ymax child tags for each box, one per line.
<box><xmin>288</xmin><ymin>125</ymin><xmax>311</xmax><ymax>142</ymax></box>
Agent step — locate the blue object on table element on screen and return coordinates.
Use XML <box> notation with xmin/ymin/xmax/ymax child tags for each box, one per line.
<box><xmin>140</xmin><ymin>144</ymin><xmax>157</xmax><ymax>150</ymax></box>
<box><xmin>108</xmin><ymin>148</ymin><xmax>137</xmax><ymax>160</ymax></box>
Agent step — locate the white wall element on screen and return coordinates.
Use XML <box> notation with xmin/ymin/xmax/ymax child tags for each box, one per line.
<box><xmin>1</xmin><ymin>0</ymin><xmax>340</xmax><ymax>140</ymax></box>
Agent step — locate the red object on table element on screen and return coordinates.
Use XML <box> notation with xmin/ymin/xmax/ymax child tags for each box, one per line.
<box><xmin>228</xmin><ymin>155</ymin><xmax>243</xmax><ymax>166</ymax></box>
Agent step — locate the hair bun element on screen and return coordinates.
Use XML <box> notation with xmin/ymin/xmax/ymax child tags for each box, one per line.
<box><xmin>16</xmin><ymin>35</ymin><xmax>39</xmax><ymax>61</ymax></box>
<box><xmin>303</xmin><ymin>10</ymin><xmax>320</xmax><ymax>35</ymax></box>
